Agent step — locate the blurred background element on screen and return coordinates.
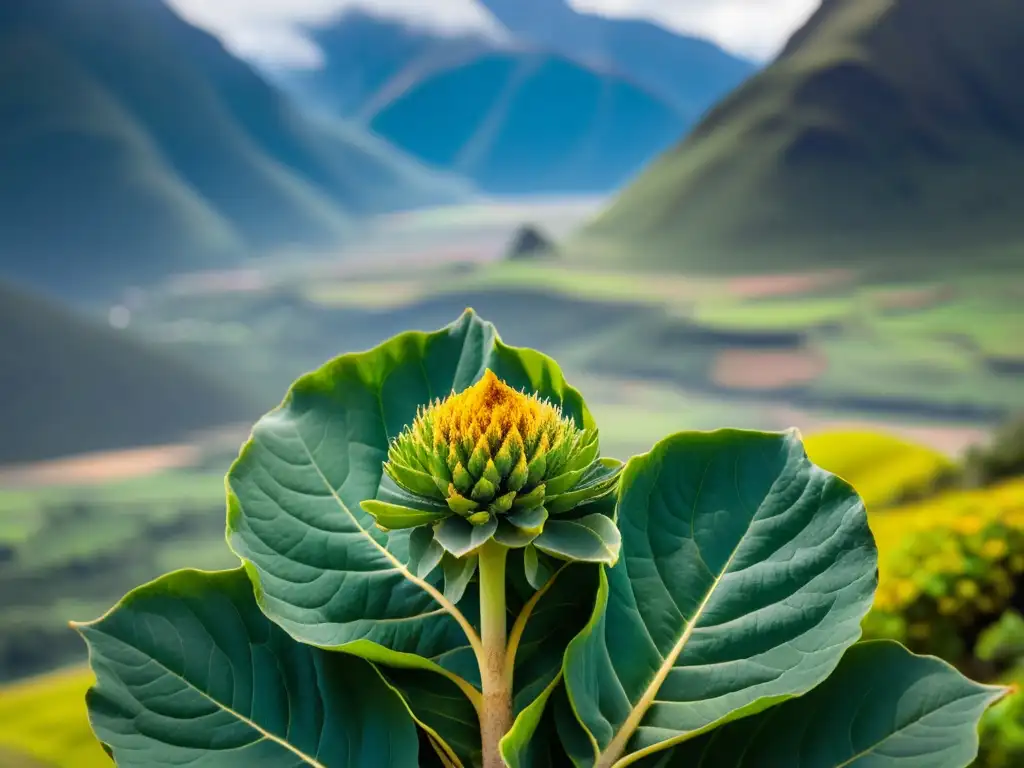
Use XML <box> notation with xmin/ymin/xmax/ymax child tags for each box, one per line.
<box><xmin>0</xmin><ymin>0</ymin><xmax>1022</xmax><ymax>765</ymax></box>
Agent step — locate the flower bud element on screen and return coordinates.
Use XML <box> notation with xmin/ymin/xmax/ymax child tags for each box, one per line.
<box><xmin>373</xmin><ymin>369</ymin><xmax>621</xmax><ymax>557</ymax></box>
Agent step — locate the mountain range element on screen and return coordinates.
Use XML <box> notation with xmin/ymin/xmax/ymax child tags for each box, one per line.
<box><xmin>478</xmin><ymin>0</ymin><xmax>754</xmax><ymax>116</ymax></box>
<box><xmin>0</xmin><ymin>0</ymin><xmax>467</xmax><ymax>299</ymax></box>
<box><xmin>571</xmin><ymin>0</ymin><xmax>1024</xmax><ymax>272</ymax></box>
<box><xmin>276</xmin><ymin>4</ymin><xmax>754</xmax><ymax>194</ymax></box>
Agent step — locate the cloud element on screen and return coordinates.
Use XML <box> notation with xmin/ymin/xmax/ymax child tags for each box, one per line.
<box><xmin>166</xmin><ymin>0</ymin><xmax>821</xmax><ymax>67</ymax></box>
<box><xmin>166</xmin><ymin>0</ymin><xmax>503</xmax><ymax>68</ymax></box>
<box><xmin>570</xmin><ymin>0</ymin><xmax>821</xmax><ymax>59</ymax></box>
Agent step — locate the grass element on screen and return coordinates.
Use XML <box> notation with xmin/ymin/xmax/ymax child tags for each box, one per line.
<box><xmin>803</xmin><ymin>430</ymin><xmax>954</xmax><ymax>508</ymax></box>
<box><xmin>0</xmin><ymin>667</ymin><xmax>107</xmax><ymax>768</ymax></box>
<box><xmin>693</xmin><ymin>296</ymin><xmax>858</xmax><ymax>331</ymax></box>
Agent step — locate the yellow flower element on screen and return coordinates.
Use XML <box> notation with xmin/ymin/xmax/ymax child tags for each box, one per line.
<box><xmin>387</xmin><ymin>369</ymin><xmax>598</xmax><ymax>517</ymax></box>
<box><xmin>954</xmin><ymin>516</ymin><xmax>984</xmax><ymax>535</ymax></box>
<box><xmin>981</xmin><ymin>538</ymin><xmax>1009</xmax><ymax>560</ymax></box>
<box><xmin>895</xmin><ymin>579</ymin><xmax>917</xmax><ymax>603</ymax></box>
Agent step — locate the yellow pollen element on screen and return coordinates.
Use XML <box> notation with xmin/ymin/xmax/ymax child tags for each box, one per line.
<box><xmin>430</xmin><ymin>370</ymin><xmax>562</xmax><ymax>447</ymax></box>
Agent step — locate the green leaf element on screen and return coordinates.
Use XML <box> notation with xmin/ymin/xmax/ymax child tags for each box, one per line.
<box><xmin>562</xmin><ymin>429</ymin><xmax>878</xmax><ymax>767</ymax></box>
<box><xmin>378</xmin><ymin>667</ymin><xmax>482</xmax><ymax>768</ymax></box>
<box><xmin>546</xmin><ymin>459</ymin><xmax>623</xmax><ymax>515</ymax></box>
<box><xmin>409</xmin><ymin>526</ymin><xmax>445</xmax><ymax>579</ymax></box>
<box><xmin>435</xmin><ymin>514</ymin><xmax>499</xmax><ymax>557</ymax></box>
<box><xmin>546</xmin><ymin>467</ymin><xmax>589</xmax><ymax>496</ymax></box>
<box><xmin>532</xmin><ymin>513</ymin><xmax>621</xmax><ymax>565</ymax></box>
<box><xmin>226</xmin><ymin>309</ymin><xmax>593</xmax><ymax>689</ymax></box>
<box><xmin>494</xmin><ymin>518</ymin><xmax>542</xmax><ymax>548</ymax></box>
<box><xmin>74</xmin><ymin>569</ymin><xmax>419</xmax><ymax>767</ymax></box>
<box><xmin>524</xmin><ymin>545</ymin><xmax>557</xmax><ymax>590</ymax></box>
<box><xmin>653</xmin><ymin>640</ymin><xmax>1008</xmax><ymax>767</ymax></box>
<box><xmin>385</xmin><ymin>461</ymin><xmax>446</xmax><ymax>499</ymax></box>
<box><xmin>976</xmin><ymin>609</ymin><xmax>1024</xmax><ymax>664</ymax></box>
<box><xmin>442</xmin><ymin>552</ymin><xmax>478</xmax><ymax>604</ymax></box>
<box><xmin>502</xmin><ymin>674</ymin><xmax>563</xmax><ymax>768</ymax></box>
<box><xmin>507</xmin><ymin>505</ymin><xmax>549</xmax><ymax>535</ymax></box>
<box><xmin>376</xmin><ymin>474</ymin><xmax>451</xmax><ymax>513</ymax></box>
<box><xmin>362</xmin><ymin>500</ymin><xmax>449</xmax><ymax>530</ymax></box>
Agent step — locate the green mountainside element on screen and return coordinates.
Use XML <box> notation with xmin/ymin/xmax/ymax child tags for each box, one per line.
<box><xmin>570</xmin><ymin>0</ymin><xmax>1024</xmax><ymax>273</ymax></box>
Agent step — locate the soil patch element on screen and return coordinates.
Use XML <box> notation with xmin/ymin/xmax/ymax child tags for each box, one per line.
<box><xmin>713</xmin><ymin>348</ymin><xmax>827</xmax><ymax>390</ymax></box>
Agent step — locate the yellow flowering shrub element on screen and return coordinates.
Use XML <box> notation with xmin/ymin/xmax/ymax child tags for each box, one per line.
<box><xmin>864</xmin><ymin>479</ymin><xmax>1024</xmax><ymax>662</ymax></box>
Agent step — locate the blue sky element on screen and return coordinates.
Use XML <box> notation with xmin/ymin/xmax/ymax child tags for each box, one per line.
<box><xmin>168</xmin><ymin>0</ymin><xmax>821</xmax><ymax>68</ymax></box>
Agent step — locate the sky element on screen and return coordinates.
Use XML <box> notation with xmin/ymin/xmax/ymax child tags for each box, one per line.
<box><xmin>167</xmin><ymin>0</ymin><xmax>821</xmax><ymax>68</ymax></box>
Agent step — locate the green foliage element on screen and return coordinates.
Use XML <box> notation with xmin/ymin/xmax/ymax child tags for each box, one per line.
<box><xmin>977</xmin><ymin>662</ymin><xmax>1024</xmax><ymax>768</ymax></box>
<box><xmin>77</xmin><ymin>569</ymin><xmax>421</xmax><ymax>767</ymax></box>
<box><xmin>76</xmin><ymin>311</ymin><xmax>1005</xmax><ymax>767</ymax></box>
<box><xmin>655</xmin><ymin>641</ymin><xmax>1001</xmax><ymax>768</ymax></box>
<box><xmin>963</xmin><ymin>414</ymin><xmax>1024</xmax><ymax>488</ymax></box>
<box><xmin>856</xmin><ymin>471</ymin><xmax>1024</xmax><ymax>768</ymax></box>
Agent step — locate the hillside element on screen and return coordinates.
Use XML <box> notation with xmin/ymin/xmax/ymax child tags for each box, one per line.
<box><xmin>0</xmin><ymin>669</ymin><xmax>106</xmax><ymax>768</ymax></box>
<box><xmin>0</xmin><ymin>281</ymin><xmax>254</xmax><ymax>464</ymax></box>
<box><xmin>803</xmin><ymin>430</ymin><xmax>953</xmax><ymax>508</ymax></box>
<box><xmin>0</xmin><ymin>0</ymin><xmax>466</xmax><ymax>299</ymax></box>
<box><xmin>570</xmin><ymin>0</ymin><xmax>1024</xmax><ymax>272</ymax></box>
<box><xmin>479</xmin><ymin>0</ymin><xmax>754</xmax><ymax>116</ymax></box>
<box><xmin>278</xmin><ymin>10</ymin><xmax>741</xmax><ymax>194</ymax></box>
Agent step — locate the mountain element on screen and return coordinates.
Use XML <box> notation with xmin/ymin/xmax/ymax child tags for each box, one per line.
<box><xmin>0</xmin><ymin>281</ymin><xmax>255</xmax><ymax>464</ymax></box>
<box><xmin>478</xmin><ymin>0</ymin><xmax>755</xmax><ymax>117</ymax></box>
<box><xmin>278</xmin><ymin>12</ymin><xmax>688</xmax><ymax>194</ymax></box>
<box><xmin>0</xmin><ymin>0</ymin><xmax>467</xmax><ymax>299</ymax></box>
<box><xmin>276</xmin><ymin>11</ymin><xmax>498</xmax><ymax>122</ymax></box>
<box><xmin>365</xmin><ymin>47</ymin><xmax>688</xmax><ymax>193</ymax></box>
<box><xmin>569</xmin><ymin>0</ymin><xmax>1024</xmax><ymax>272</ymax></box>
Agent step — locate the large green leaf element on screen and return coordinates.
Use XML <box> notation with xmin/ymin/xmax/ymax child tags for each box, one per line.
<box><xmin>562</xmin><ymin>429</ymin><xmax>878</xmax><ymax>767</ymax></box>
<box><xmin>650</xmin><ymin>640</ymin><xmax>1008</xmax><ymax>767</ymax></box>
<box><xmin>226</xmin><ymin>311</ymin><xmax>591</xmax><ymax>678</ymax></box>
<box><xmin>74</xmin><ymin>569</ymin><xmax>419</xmax><ymax>767</ymax></box>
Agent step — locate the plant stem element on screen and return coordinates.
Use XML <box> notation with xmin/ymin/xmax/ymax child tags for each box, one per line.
<box><xmin>478</xmin><ymin>540</ymin><xmax>512</xmax><ymax>768</ymax></box>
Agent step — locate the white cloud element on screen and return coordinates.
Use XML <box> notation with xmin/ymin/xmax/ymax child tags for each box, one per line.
<box><xmin>166</xmin><ymin>0</ymin><xmax>820</xmax><ymax>67</ymax></box>
<box><xmin>166</xmin><ymin>0</ymin><xmax>504</xmax><ymax>68</ymax></box>
<box><xmin>570</xmin><ymin>0</ymin><xmax>821</xmax><ymax>59</ymax></box>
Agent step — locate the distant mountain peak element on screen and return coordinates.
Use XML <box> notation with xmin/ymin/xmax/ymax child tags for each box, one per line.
<box><xmin>273</xmin><ymin>2</ymin><xmax>753</xmax><ymax>196</ymax></box>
